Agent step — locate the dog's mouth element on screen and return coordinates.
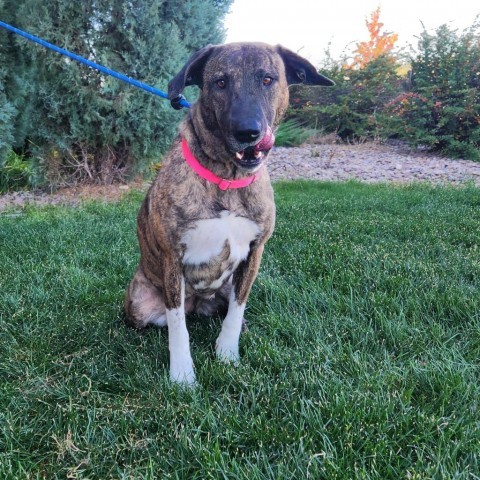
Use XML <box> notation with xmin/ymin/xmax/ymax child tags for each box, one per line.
<box><xmin>233</xmin><ymin>127</ymin><xmax>275</xmax><ymax>169</ymax></box>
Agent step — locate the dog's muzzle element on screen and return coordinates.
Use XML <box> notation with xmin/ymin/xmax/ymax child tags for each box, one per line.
<box><xmin>234</xmin><ymin>126</ymin><xmax>275</xmax><ymax>169</ymax></box>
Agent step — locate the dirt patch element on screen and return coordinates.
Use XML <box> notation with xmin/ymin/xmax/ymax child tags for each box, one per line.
<box><xmin>0</xmin><ymin>181</ymin><xmax>148</xmax><ymax>212</ymax></box>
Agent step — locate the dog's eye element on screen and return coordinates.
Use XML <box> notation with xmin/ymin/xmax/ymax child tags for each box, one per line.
<box><xmin>216</xmin><ymin>79</ymin><xmax>227</xmax><ymax>89</ymax></box>
<box><xmin>263</xmin><ymin>76</ymin><xmax>274</xmax><ymax>87</ymax></box>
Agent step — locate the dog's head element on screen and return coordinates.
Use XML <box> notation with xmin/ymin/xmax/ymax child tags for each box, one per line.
<box><xmin>169</xmin><ymin>43</ymin><xmax>334</xmax><ymax>171</ymax></box>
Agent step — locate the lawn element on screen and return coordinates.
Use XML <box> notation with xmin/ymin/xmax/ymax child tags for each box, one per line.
<box><xmin>0</xmin><ymin>181</ymin><xmax>479</xmax><ymax>479</ymax></box>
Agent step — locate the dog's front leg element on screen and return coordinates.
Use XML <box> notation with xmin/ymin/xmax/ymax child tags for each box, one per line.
<box><xmin>216</xmin><ymin>245</ymin><xmax>264</xmax><ymax>363</ymax></box>
<box><xmin>163</xmin><ymin>260</ymin><xmax>196</xmax><ymax>385</ymax></box>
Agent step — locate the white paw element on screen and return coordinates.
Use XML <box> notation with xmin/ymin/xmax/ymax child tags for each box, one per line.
<box><xmin>216</xmin><ymin>335</ymin><xmax>240</xmax><ymax>364</ymax></box>
<box><xmin>169</xmin><ymin>356</ymin><xmax>196</xmax><ymax>386</ymax></box>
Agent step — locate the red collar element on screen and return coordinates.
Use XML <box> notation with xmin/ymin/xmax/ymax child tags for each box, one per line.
<box><xmin>181</xmin><ymin>139</ymin><xmax>261</xmax><ymax>190</ymax></box>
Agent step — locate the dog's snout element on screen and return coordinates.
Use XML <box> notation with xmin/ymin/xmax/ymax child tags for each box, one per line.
<box><xmin>233</xmin><ymin>121</ymin><xmax>262</xmax><ymax>144</ymax></box>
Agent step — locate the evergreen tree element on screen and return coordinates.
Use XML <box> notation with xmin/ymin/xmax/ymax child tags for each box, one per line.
<box><xmin>1</xmin><ymin>0</ymin><xmax>232</xmax><ymax>184</ymax></box>
<box><xmin>0</xmin><ymin>0</ymin><xmax>16</xmax><ymax>164</ymax></box>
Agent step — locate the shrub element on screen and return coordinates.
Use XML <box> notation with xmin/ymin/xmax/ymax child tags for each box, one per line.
<box><xmin>0</xmin><ymin>151</ymin><xmax>40</xmax><ymax>192</ymax></box>
<box><xmin>274</xmin><ymin>119</ymin><xmax>316</xmax><ymax>147</ymax></box>
<box><xmin>1</xmin><ymin>0</ymin><xmax>233</xmax><ymax>186</ymax></box>
<box><xmin>288</xmin><ymin>17</ymin><xmax>480</xmax><ymax>160</ymax></box>
<box><xmin>288</xmin><ymin>55</ymin><xmax>402</xmax><ymax>142</ymax></box>
<box><xmin>386</xmin><ymin>22</ymin><xmax>480</xmax><ymax>159</ymax></box>
<box><xmin>0</xmin><ymin>99</ymin><xmax>16</xmax><ymax>165</ymax></box>
<box><xmin>0</xmin><ymin>0</ymin><xmax>16</xmax><ymax>164</ymax></box>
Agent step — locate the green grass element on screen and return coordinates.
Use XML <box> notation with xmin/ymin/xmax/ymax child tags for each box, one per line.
<box><xmin>0</xmin><ymin>181</ymin><xmax>479</xmax><ymax>479</ymax></box>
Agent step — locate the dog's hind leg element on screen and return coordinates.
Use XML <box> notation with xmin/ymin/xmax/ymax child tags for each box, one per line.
<box><xmin>126</xmin><ymin>265</ymin><xmax>195</xmax><ymax>385</ymax></box>
<box><xmin>125</xmin><ymin>267</ymin><xmax>167</xmax><ymax>328</ymax></box>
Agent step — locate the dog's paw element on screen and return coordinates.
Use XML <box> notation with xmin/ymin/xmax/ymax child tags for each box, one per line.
<box><xmin>170</xmin><ymin>357</ymin><xmax>196</xmax><ymax>386</ymax></box>
<box><xmin>215</xmin><ymin>335</ymin><xmax>240</xmax><ymax>365</ymax></box>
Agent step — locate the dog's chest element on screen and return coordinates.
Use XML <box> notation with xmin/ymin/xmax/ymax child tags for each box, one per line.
<box><xmin>181</xmin><ymin>210</ymin><xmax>260</xmax><ymax>292</ymax></box>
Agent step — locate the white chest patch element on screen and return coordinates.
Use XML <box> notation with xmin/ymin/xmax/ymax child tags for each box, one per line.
<box><xmin>181</xmin><ymin>210</ymin><xmax>261</xmax><ymax>266</ymax></box>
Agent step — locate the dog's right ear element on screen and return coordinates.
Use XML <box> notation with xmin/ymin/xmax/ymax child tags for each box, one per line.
<box><xmin>168</xmin><ymin>45</ymin><xmax>215</xmax><ymax>107</ymax></box>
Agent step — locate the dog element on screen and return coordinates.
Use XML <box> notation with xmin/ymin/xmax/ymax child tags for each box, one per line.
<box><xmin>125</xmin><ymin>42</ymin><xmax>333</xmax><ymax>385</ymax></box>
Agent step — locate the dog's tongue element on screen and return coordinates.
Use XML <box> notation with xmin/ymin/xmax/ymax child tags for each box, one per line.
<box><xmin>254</xmin><ymin>126</ymin><xmax>275</xmax><ymax>152</ymax></box>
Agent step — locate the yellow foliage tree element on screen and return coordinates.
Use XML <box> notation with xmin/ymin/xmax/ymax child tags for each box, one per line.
<box><xmin>347</xmin><ymin>7</ymin><xmax>398</xmax><ymax>69</ymax></box>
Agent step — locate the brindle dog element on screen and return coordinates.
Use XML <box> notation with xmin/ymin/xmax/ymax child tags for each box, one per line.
<box><xmin>125</xmin><ymin>42</ymin><xmax>333</xmax><ymax>385</ymax></box>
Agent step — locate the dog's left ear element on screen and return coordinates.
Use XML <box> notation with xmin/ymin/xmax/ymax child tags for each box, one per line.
<box><xmin>168</xmin><ymin>45</ymin><xmax>216</xmax><ymax>103</ymax></box>
<box><xmin>276</xmin><ymin>45</ymin><xmax>335</xmax><ymax>86</ymax></box>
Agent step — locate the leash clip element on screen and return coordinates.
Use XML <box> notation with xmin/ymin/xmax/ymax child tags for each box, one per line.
<box><xmin>170</xmin><ymin>94</ymin><xmax>187</xmax><ymax>110</ymax></box>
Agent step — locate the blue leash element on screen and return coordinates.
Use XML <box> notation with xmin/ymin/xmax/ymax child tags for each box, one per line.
<box><xmin>0</xmin><ymin>20</ymin><xmax>191</xmax><ymax>109</ymax></box>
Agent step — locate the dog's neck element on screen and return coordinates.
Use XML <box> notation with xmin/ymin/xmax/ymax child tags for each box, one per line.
<box><xmin>180</xmin><ymin>109</ymin><xmax>262</xmax><ymax>181</ymax></box>
<box><xmin>181</xmin><ymin>139</ymin><xmax>260</xmax><ymax>190</ymax></box>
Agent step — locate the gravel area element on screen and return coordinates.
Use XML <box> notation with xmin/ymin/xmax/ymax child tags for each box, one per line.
<box><xmin>267</xmin><ymin>142</ymin><xmax>480</xmax><ymax>185</ymax></box>
<box><xmin>1</xmin><ymin>142</ymin><xmax>479</xmax><ymax>211</ymax></box>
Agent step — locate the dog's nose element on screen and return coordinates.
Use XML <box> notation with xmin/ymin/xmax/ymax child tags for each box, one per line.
<box><xmin>233</xmin><ymin>122</ymin><xmax>262</xmax><ymax>143</ymax></box>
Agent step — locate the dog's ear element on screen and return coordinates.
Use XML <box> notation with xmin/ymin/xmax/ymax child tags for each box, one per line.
<box><xmin>168</xmin><ymin>45</ymin><xmax>216</xmax><ymax>100</ymax></box>
<box><xmin>276</xmin><ymin>45</ymin><xmax>335</xmax><ymax>86</ymax></box>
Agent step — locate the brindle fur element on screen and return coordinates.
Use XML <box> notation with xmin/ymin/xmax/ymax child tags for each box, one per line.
<box><xmin>124</xmin><ymin>42</ymin><xmax>333</xmax><ymax>382</ymax></box>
